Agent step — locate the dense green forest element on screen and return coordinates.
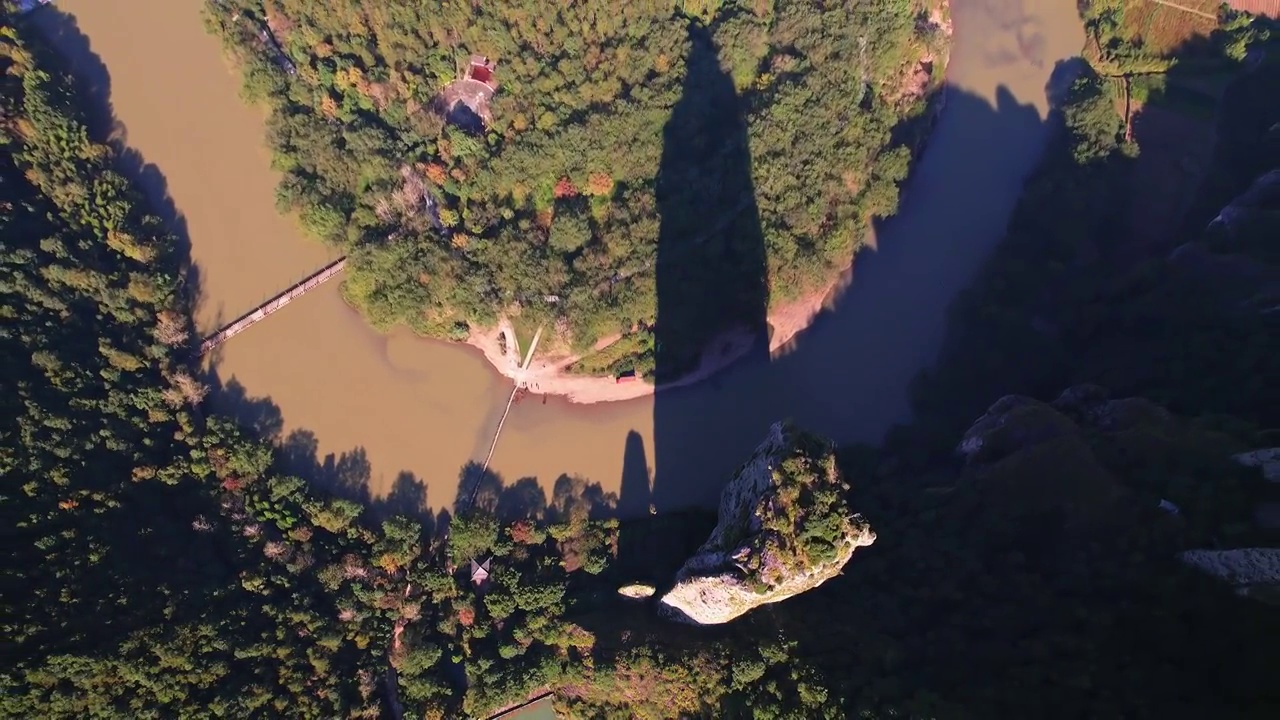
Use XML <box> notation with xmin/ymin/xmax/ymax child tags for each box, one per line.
<box><xmin>5</xmin><ymin>2</ymin><xmax>1280</xmax><ymax>719</ymax></box>
<box><xmin>0</xmin><ymin>12</ymin><xmax>840</xmax><ymax>717</ymax></box>
<box><xmin>0</xmin><ymin>11</ymin><xmax>397</xmax><ymax>715</ymax></box>
<box><xmin>204</xmin><ymin>0</ymin><xmax>948</xmax><ymax>375</ymax></box>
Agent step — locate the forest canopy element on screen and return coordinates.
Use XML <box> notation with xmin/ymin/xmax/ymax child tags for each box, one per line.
<box><xmin>205</xmin><ymin>0</ymin><xmax>950</xmax><ymax>373</ymax></box>
<box><xmin>5</xmin><ymin>2</ymin><xmax>1280</xmax><ymax>718</ymax></box>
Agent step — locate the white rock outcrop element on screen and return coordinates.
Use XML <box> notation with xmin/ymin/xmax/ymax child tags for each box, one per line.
<box><xmin>658</xmin><ymin>422</ymin><xmax>875</xmax><ymax>625</ymax></box>
<box><xmin>1233</xmin><ymin>448</ymin><xmax>1280</xmax><ymax>483</ymax></box>
<box><xmin>617</xmin><ymin>583</ymin><xmax>656</xmax><ymax>600</ymax></box>
<box><xmin>1179</xmin><ymin>548</ymin><xmax>1280</xmax><ymax>587</ymax></box>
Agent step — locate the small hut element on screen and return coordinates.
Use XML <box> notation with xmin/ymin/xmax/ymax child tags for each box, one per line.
<box><xmin>469</xmin><ymin>558</ymin><xmax>491</xmax><ymax>587</ymax></box>
<box><xmin>439</xmin><ymin>54</ymin><xmax>500</xmax><ymax>131</ymax></box>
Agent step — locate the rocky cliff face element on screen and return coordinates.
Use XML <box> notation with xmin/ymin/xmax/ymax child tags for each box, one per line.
<box><xmin>1180</xmin><ymin>548</ymin><xmax>1280</xmax><ymax>590</ymax></box>
<box><xmin>958</xmin><ymin>387</ymin><xmax>1280</xmax><ymax>599</ymax></box>
<box><xmin>658</xmin><ymin>422</ymin><xmax>875</xmax><ymax>625</ymax></box>
<box><xmin>1175</xmin><ymin>164</ymin><xmax>1280</xmax><ymax>315</ymax></box>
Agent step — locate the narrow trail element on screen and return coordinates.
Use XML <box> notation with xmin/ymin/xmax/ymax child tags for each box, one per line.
<box><xmin>1146</xmin><ymin>0</ymin><xmax>1218</xmax><ymax>20</ymax></box>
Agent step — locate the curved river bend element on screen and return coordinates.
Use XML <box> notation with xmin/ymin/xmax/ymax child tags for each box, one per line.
<box><xmin>37</xmin><ymin>0</ymin><xmax>1084</xmax><ymax>512</ymax></box>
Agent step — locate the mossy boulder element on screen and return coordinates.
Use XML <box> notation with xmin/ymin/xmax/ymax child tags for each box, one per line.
<box><xmin>956</xmin><ymin>394</ymin><xmax>1082</xmax><ymax>465</ymax></box>
<box><xmin>960</xmin><ymin>388</ymin><xmax>1262</xmax><ymax>545</ymax></box>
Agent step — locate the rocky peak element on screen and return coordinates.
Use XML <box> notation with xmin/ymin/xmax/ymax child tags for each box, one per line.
<box><xmin>658</xmin><ymin>422</ymin><xmax>874</xmax><ymax>625</ymax></box>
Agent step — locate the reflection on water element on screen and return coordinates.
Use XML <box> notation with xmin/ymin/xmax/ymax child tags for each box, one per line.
<box><xmin>37</xmin><ymin>0</ymin><xmax>1083</xmax><ymax>514</ymax></box>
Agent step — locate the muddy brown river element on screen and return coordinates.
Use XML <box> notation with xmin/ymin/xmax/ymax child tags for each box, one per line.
<box><xmin>36</xmin><ymin>0</ymin><xmax>1083</xmax><ymax>514</ymax></box>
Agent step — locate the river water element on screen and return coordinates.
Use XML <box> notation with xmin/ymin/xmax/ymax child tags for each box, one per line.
<box><xmin>36</xmin><ymin>0</ymin><xmax>1083</xmax><ymax>513</ymax></box>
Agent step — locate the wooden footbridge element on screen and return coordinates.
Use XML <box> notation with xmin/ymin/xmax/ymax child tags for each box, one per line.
<box><xmin>199</xmin><ymin>256</ymin><xmax>347</xmax><ymax>355</ymax></box>
<box><xmin>481</xmin><ymin>326</ymin><xmax>542</xmax><ymax>473</ymax></box>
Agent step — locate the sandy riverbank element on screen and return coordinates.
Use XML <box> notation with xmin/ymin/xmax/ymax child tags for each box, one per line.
<box><xmin>463</xmin><ymin>278</ymin><xmax>842</xmax><ymax>404</ymax></box>
<box><xmin>464</xmin><ymin>1</ymin><xmax>952</xmax><ymax>406</ymax></box>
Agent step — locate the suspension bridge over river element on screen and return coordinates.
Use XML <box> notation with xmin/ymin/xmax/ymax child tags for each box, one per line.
<box><xmin>198</xmin><ymin>256</ymin><xmax>348</xmax><ymax>355</ymax></box>
<box><xmin>198</xmin><ymin>256</ymin><xmax>540</xmax><ymax>487</ymax></box>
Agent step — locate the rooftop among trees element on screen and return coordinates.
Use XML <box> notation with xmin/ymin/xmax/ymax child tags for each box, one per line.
<box><xmin>205</xmin><ymin>0</ymin><xmax>949</xmax><ymax>373</ymax></box>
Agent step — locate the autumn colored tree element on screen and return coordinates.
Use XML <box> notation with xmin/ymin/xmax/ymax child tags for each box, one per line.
<box><xmin>553</xmin><ymin>176</ymin><xmax>579</xmax><ymax>199</ymax></box>
<box><xmin>584</xmin><ymin>171</ymin><xmax>615</xmax><ymax>197</ymax></box>
<box><xmin>207</xmin><ymin>0</ymin><xmax>949</xmax><ymax>367</ymax></box>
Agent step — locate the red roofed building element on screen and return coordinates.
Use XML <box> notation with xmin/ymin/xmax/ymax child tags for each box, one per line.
<box><xmin>438</xmin><ymin>55</ymin><xmax>499</xmax><ymax>131</ymax></box>
<box><xmin>468</xmin><ymin>55</ymin><xmax>498</xmax><ymax>90</ymax></box>
<box><xmin>1227</xmin><ymin>0</ymin><xmax>1280</xmax><ymax>18</ymax></box>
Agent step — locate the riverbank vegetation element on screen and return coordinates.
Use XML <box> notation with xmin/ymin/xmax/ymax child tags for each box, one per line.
<box><xmin>0</xmin><ymin>14</ymin><xmax>394</xmax><ymax>715</ymax></box>
<box><xmin>204</xmin><ymin>0</ymin><xmax>950</xmax><ymax>376</ymax></box>
<box><xmin>5</xmin><ymin>2</ymin><xmax>1280</xmax><ymax>719</ymax></box>
<box><xmin>1079</xmin><ymin>0</ymin><xmax>1272</xmax><ymax>246</ymax></box>
<box><xmin>914</xmin><ymin>7</ymin><xmax>1279</xmax><ymax>440</ymax></box>
<box><xmin>0</xmin><ymin>10</ymin><xmax>840</xmax><ymax>716</ymax></box>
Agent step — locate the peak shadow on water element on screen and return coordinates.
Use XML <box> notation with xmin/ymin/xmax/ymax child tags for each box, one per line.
<box><xmin>620</xmin><ymin>60</ymin><xmax>1088</xmax><ymax>518</ymax></box>
<box><xmin>32</xmin><ymin>0</ymin><xmax>1084</xmax><ymax>533</ymax></box>
<box><xmin>644</xmin><ymin>21</ymin><xmax>770</xmax><ymax>516</ymax></box>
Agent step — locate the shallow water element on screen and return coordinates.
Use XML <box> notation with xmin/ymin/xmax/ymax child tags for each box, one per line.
<box><xmin>36</xmin><ymin>0</ymin><xmax>1084</xmax><ymax>513</ymax></box>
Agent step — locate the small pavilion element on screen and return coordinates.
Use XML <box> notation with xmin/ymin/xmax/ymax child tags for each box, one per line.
<box><xmin>469</xmin><ymin>558</ymin><xmax>491</xmax><ymax>587</ymax></box>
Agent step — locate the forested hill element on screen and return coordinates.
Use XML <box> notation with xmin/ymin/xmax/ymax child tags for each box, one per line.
<box><xmin>1</xmin><ymin>9</ymin><xmax>395</xmax><ymax>716</ymax></box>
<box><xmin>1</xmin><ymin>14</ymin><xmax>833</xmax><ymax>718</ymax></box>
<box><xmin>205</xmin><ymin>0</ymin><xmax>950</xmax><ymax>374</ymax></box>
<box><xmin>5</xmin><ymin>2</ymin><xmax>1280</xmax><ymax>719</ymax></box>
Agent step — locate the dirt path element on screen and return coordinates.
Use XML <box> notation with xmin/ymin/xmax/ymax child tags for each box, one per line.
<box><xmin>1147</xmin><ymin>0</ymin><xmax>1218</xmax><ymax>21</ymax></box>
<box><xmin>383</xmin><ymin>583</ymin><xmax>412</xmax><ymax>720</ymax></box>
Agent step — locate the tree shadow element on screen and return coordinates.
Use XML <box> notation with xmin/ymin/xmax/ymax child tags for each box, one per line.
<box><xmin>453</xmin><ymin>461</ymin><xmax>616</xmax><ymax>523</ymax></box>
<box><xmin>203</xmin><ymin>365</ymin><xmax>436</xmax><ymax>521</ymax></box>
<box><xmin>30</xmin><ymin>8</ymin><xmax>204</xmax><ymax>330</ymax></box>
<box><xmin>495</xmin><ymin>477</ymin><xmax>547</xmax><ymax>524</ymax></box>
<box><xmin>454</xmin><ymin>462</ymin><xmax>503</xmax><ymax>516</ymax></box>
<box><xmin>276</xmin><ymin>424</ymin><xmax>376</xmax><ymax>506</ymax></box>
<box><xmin>380</xmin><ymin>471</ymin><xmax>434</xmax><ymax>528</ymax></box>
<box><xmin>206</xmin><ymin>370</ymin><xmax>285</xmax><ymax>440</ymax></box>
<box><xmin>548</xmin><ymin>474</ymin><xmax>617</xmax><ymax>523</ymax></box>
